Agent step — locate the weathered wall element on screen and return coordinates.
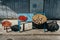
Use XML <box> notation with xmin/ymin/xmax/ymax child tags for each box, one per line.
<box><xmin>44</xmin><ymin>0</ymin><xmax>60</xmax><ymax>19</ymax></box>
<box><xmin>0</xmin><ymin>0</ymin><xmax>30</xmax><ymax>18</ymax></box>
<box><xmin>30</xmin><ymin>0</ymin><xmax>43</xmax><ymax>13</ymax></box>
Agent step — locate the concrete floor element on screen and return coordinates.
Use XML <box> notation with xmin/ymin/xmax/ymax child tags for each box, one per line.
<box><xmin>0</xmin><ymin>35</ymin><xmax>60</xmax><ymax>40</ymax></box>
<box><xmin>0</xmin><ymin>29</ymin><xmax>60</xmax><ymax>40</ymax></box>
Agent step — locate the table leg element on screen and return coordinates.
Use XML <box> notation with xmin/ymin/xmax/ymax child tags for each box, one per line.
<box><xmin>23</xmin><ymin>23</ymin><xmax>25</xmax><ymax>31</ymax></box>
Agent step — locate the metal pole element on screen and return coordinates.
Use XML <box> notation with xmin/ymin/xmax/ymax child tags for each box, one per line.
<box><xmin>43</xmin><ymin>0</ymin><xmax>47</xmax><ymax>32</ymax></box>
<box><xmin>18</xmin><ymin>20</ymin><xmax>21</xmax><ymax>32</ymax></box>
<box><xmin>23</xmin><ymin>23</ymin><xmax>25</xmax><ymax>31</ymax></box>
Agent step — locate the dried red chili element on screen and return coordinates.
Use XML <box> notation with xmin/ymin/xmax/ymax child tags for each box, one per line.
<box><xmin>18</xmin><ymin>16</ymin><xmax>27</xmax><ymax>21</ymax></box>
<box><xmin>2</xmin><ymin>21</ymin><xmax>12</xmax><ymax>27</ymax></box>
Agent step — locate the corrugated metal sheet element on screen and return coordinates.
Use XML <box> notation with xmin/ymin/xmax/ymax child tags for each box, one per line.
<box><xmin>0</xmin><ymin>0</ymin><xmax>30</xmax><ymax>18</ymax></box>
<box><xmin>44</xmin><ymin>0</ymin><xmax>60</xmax><ymax>20</ymax></box>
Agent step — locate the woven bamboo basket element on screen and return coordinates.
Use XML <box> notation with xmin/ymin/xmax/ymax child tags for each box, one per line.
<box><xmin>32</xmin><ymin>14</ymin><xmax>47</xmax><ymax>24</ymax></box>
